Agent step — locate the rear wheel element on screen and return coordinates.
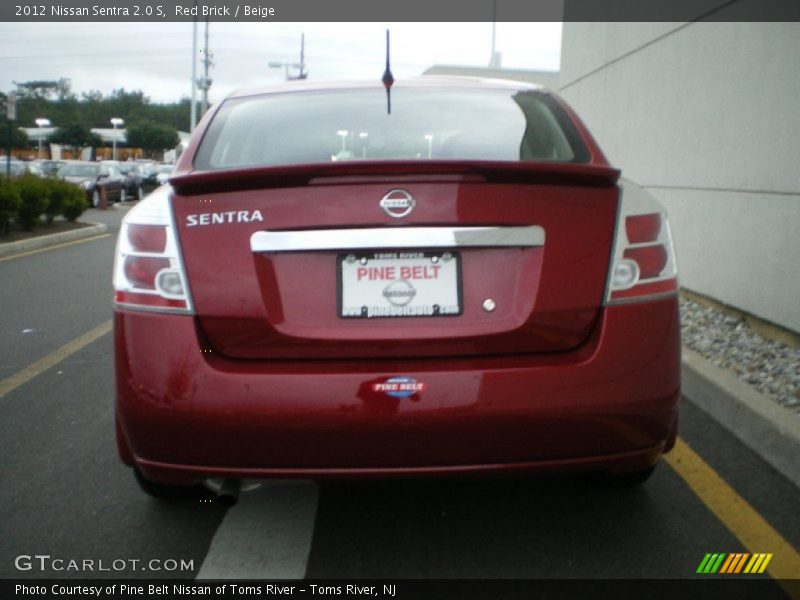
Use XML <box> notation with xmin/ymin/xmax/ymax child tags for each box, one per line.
<box><xmin>133</xmin><ymin>467</ymin><xmax>214</xmax><ymax>502</ymax></box>
<box><xmin>91</xmin><ymin>189</ymin><xmax>100</xmax><ymax>208</ymax></box>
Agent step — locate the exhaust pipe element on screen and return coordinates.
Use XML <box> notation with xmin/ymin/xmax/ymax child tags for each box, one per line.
<box><xmin>217</xmin><ymin>478</ymin><xmax>242</xmax><ymax>507</ymax></box>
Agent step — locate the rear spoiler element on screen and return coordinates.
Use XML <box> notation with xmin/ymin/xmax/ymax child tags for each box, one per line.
<box><xmin>169</xmin><ymin>161</ymin><xmax>621</xmax><ymax>196</ymax></box>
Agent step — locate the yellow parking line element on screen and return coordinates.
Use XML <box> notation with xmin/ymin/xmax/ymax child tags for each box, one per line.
<box><xmin>666</xmin><ymin>437</ymin><xmax>800</xmax><ymax>584</ymax></box>
<box><xmin>0</xmin><ymin>233</ymin><xmax>111</xmax><ymax>262</ymax></box>
<box><xmin>0</xmin><ymin>320</ymin><xmax>112</xmax><ymax>399</ymax></box>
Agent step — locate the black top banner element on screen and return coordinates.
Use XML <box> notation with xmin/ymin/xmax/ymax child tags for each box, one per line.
<box><xmin>2</xmin><ymin>0</ymin><xmax>799</xmax><ymax>22</ymax></box>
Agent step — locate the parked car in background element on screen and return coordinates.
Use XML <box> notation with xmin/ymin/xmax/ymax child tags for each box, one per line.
<box><xmin>135</xmin><ymin>160</ymin><xmax>158</xmax><ymax>193</ymax></box>
<box><xmin>102</xmin><ymin>160</ymin><xmax>145</xmax><ymax>201</ymax></box>
<box><xmin>155</xmin><ymin>163</ymin><xmax>174</xmax><ymax>186</ymax></box>
<box><xmin>58</xmin><ymin>161</ymin><xmax>125</xmax><ymax>207</ymax></box>
<box><xmin>114</xmin><ymin>78</ymin><xmax>680</xmax><ymax>502</ymax></box>
<box><xmin>4</xmin><ymin>160</ymin><xmax>43</xmax><ymax>177</ymax></box>
<box><xmin>35</xmin><ymin>159</ymin><xmax>68</xmax><ymax>177</ymax></box>
<box><xmin>136</xmin><ymin>162</ymin><xmax>173</xmax><ymax>193</ymax></box>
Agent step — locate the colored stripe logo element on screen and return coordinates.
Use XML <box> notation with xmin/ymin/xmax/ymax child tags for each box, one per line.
<box><xmin>697</xmin><ymin>553</ymin><xmax>773</xmax><ymax>574</ymax></box>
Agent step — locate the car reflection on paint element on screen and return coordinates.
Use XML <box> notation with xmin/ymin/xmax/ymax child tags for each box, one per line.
<box><xmin>113</xmin><ymin>77</ymin><xmax>680</xmax><ymax>501</ymax></box>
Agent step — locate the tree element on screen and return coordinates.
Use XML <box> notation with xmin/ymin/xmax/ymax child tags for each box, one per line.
<box><xmin>48</xmin><ymin>123</ymin><xmax>102</xmax><ymax>159</ymax></box>
<box><xmin>126</xmin><ymin>120</ymin><xmax>179</xmax><ymax>159</ymax></box>
<box><xmin>0</xmin><ymin>94</ymin><xmax>31</xmax><ymax>150</ymax></box>
<box><xmin>1</xmin><ymin>121</ymin><xmax>30</xmax><ymax>149</ymax></box>
<box><xmin>15</xmin><ymin>79</ymin><xmax>74</xmax><ymax>101</ymax></box>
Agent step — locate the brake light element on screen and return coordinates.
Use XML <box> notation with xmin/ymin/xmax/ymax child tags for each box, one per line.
<box><xmin>625</xmin><ymin>213</ymin><xmax>661</xmax><ymax>244</ymax></box>
<box><xmin>123</xmin><ymin>257</ymin><xmax>170</xmax><ymax>290</ymax></box>
<box><xmin>624</xmin><ymin>245</ymin><xmax>668</xmax><ymax>279</ymax></box>
<box><xmin>113</xmin><ymin>186</ymin><xmax>194</xmax><ymax>313</ymax></box>
<box><xmin>605</xmin><ymin>181</ymin><xmax>678</xmax><ymax>304</ymax></box>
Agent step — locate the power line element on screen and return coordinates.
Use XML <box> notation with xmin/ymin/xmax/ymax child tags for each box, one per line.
<box><xmin>0</xmin><ymin>50</ymin><xmax>192</xmax><ymax>61</ymax></box>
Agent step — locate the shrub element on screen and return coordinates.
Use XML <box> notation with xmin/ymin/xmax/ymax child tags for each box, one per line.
<box><xmin>44</xmin><ymin>178</ymin><xmax>66</xmax><ymax>225</ymax></box>
<box><xmin>0</xmin><ymin>178</ymin><xmax>21</xmax><ymax>235</ymax></box>
<box><xmin>61</xmin><ymin>184</ymin><xmax>88</xmax><ymax>222</ymax></box>
<box><xmin>43</xmin><ymin>178</ymin><xmax>85</xmax><ymax>225</ymax></box>
<box><xmin>14</xmin><ymin>174</ymin><xmax>50</xmax><ymax>231</ymax></box>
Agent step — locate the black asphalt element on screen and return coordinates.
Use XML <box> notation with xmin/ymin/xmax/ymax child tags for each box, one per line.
<box><xmin>0</xmin><ymin>206</ymin><xmax>796</xmax><ymax>591</ymax></box>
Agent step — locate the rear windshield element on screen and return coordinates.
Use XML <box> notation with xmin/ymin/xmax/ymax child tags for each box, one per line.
<box><xmin>194</xmin><ymin>88</ymin><xmax>590</xmax><ymax>170</ymax></box>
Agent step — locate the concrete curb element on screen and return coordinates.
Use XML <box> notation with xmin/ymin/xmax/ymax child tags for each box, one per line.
<box><xmin>0</xmin><ymin>221</ymin><xmax>108</xmax><ymax>258</ymax></box>
<box><xmin>681</xmin><ymin>347</ymin><xmax>800</xmax><ymax>489</ymax></box>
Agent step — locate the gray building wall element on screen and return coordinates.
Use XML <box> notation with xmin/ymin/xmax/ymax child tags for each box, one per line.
<box><xmin>559</xmin><ymin>22</ymin><xmax>800</xmax><ymax>333</ymax></box>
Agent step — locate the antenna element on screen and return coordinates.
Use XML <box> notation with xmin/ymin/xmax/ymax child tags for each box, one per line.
<box><xmin>289</xmin><ymin>33</ymin><xmax>308</xmax><ymax>80</ymax></box>
<box><xmin>381</xmin><ymin>29</ymin><xmax>394</xmax><ymax>115</ymax></box>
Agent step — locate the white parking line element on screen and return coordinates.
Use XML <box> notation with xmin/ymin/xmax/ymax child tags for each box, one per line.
<box><xmin>197</xmin><ymin>481</ymin><xmax>319</xmax><ymax>579</ymax></box>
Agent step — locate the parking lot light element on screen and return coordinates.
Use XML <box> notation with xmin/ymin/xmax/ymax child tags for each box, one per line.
<box><xmin>35</xmin><ymin>118</ymin><xmax>50</xmax><ymax>159</ymax></box>
<box><xmin>111</xmin><ymin>117</ymin><xmax>124</xmax><ymax>161</ymax></box>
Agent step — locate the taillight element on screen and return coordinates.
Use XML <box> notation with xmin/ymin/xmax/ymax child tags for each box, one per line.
<box><xmin>625</xmin><ymin>213</ymin><xmax>661</xmax><ymax>244</ymax></box>
<box><xmin>123</xmin><ymin>256</ymin><xmax>170</xmax><ymax>290</ymax></box>
<box><xmin>605</xmin><ymin>180</ymin><xmax>678</xmax><ymax>304</ymax></box>
<box><xmin>624</xmin><ymin>245</ymin><xmax>668</xmax><ymax>279</ymax></box>
<box><xmin>113</xmin><ymin>186</ymin><xmax>193</xmax><ymax>313</ymax></box>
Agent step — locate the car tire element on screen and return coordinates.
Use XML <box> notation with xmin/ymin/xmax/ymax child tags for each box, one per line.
<box><xmin>136</xmin><ymin>185</ymin><xmax>144</xmax><ymax>201</ymax></box>
<box><xmin>91</xmin><ymin>188</ymin><xmax>100</xmax><ymax>208</ymax></box>
<box><xmin>133</xmin><ymin>467</ymin><xmax>214</xmax><ymax>502</ymax></box>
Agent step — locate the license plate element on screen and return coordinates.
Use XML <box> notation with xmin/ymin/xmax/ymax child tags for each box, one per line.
<box><xmin>338</xmin><ymin>252</ymin><xmax>462</xmax><ymax>319</ymax></box>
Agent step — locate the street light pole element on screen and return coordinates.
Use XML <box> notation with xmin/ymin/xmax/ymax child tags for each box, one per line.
<box><xmin>190</xmin><ymin>0</ymin><xmax>198</xmax><ymax>131</ymax></box>
<box><xmin>268</xmin><ymin>33</ymin><xmax>308</xmax><ymax>81</ymax></box>
<box><xmin>35</xmin><ymin>117</ymin><xmax>50</xmax><ymax>159</ymax></box>
<box><xmin>110</xmin><ymin>117</ymin><xmax>124</xmax><ymax>161</ymax></box>
<box><xmin>5</xmin><ymin>91</ymin><xmax>16</xmax><ymax>179</ymax></box>
<box><xmin>198</xmin><ymin>18</ymin><xmax>213</xmax><ymax>117</ymax></box>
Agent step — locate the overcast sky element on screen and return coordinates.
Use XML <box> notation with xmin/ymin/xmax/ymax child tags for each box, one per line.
<box><xmin>0</xmin><ymin>22</ymin><xmax>561</xmax><ymax>106</ymax></box>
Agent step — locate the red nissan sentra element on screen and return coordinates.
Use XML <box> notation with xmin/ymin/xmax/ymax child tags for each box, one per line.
<box><xmin>113</xmin><ymin>77</ymin><xmax>680</xmax><ymax>501</ymax></box>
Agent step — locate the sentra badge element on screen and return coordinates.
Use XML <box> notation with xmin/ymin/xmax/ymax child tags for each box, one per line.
<box><xmin>186</xmin><ymin>210</ymin><xmax>264</xmax><ymax>227</ymax></box>
<box><xmin>379</xmin><ymin>189</ymin><xmax>416</xmax><ymax>218</ymax></box>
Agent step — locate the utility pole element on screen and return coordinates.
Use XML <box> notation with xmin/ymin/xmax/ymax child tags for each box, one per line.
<box><xmin>5</xmin><ymin>91</ymin><xmax>15</xmax><ymax>179</ymax></box>
<box><xmin>269</xmin><ymin>33</ymin><xmax>307</xmax><ymax>81</ymax></box>
<box><xmin>190</xmin><ymin>1</ymin><xmax>198</xmax><ymax>132</ymax></box>
<box><xmin>489</xmin><ymin>0</ymin><xmax>500</xmax><ymax>68</ymax></box>
<box><xmin>294</xmin><ymin>33</ymin><xmax>307</xmax><ymax>80</ymax></box>
<box><xmin>198</xmin><ymin>18</ymin><xmax>213</xmax><ymax>117</ymax></box>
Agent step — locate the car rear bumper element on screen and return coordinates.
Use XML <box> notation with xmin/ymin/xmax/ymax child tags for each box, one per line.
<box><xmin>114</xmin><ymin>298</ymin><xmax>680</xmax><ymax>485</ymax></box>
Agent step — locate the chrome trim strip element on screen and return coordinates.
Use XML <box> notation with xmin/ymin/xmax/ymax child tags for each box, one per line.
<box><xmin>251</xmin><ymin>226</ymin><xmax>545</xmax><ymax>253</ymax></box>
<box><xmin>605</xmin><ymin>289</ymin><xmax>679</xmax><ymax>306</ymax></box>
<box><xmin>113</xmin><ymin>302</ymin><xmax>194</xmax><ymax>315</ymax></box>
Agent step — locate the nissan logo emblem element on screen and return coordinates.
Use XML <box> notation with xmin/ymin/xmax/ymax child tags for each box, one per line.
<box><xmin>379</xmin><ymin>189</ymin><xmax>416</xmax><ymax>218</ymax></box>
<box><xmin>382</xmin><ymin>280</ymin><xmax>417</xmax><ymax>306</ymax></box>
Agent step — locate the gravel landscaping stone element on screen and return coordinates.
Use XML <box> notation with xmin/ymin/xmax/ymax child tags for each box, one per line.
<box><xmin>680</xmin><ymin>296</ymin><xmax>800</xmax><ymax>416</ymax></box>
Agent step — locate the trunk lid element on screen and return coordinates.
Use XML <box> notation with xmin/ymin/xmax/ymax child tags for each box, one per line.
<box><xmin>171</xmin><ymin>162</ymin><xmax>619</xmax><ymax>360</ymax></box>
